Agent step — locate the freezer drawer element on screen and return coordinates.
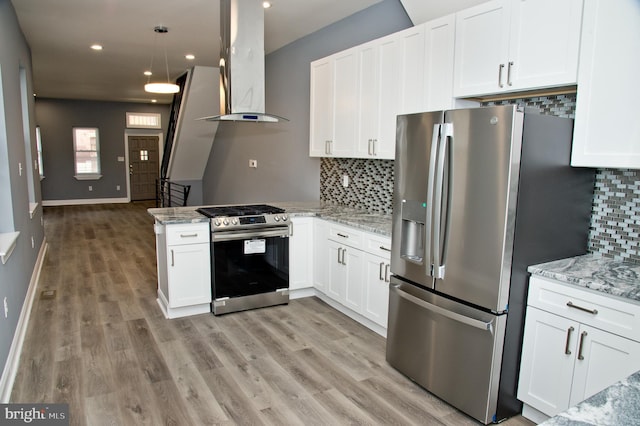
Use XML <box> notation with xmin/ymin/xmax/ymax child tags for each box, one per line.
<box><xmin>386</xmin><ymin>277</ymin><xmax>507</xmax><ymax>424</ymax></box>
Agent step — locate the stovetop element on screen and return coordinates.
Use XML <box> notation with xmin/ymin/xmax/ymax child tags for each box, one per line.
<box><xmin>197</xmin><ymin>204</ymin><xmax>285</xmax><ymax>218</ymax></box>
<box><xmin>197</xmin><ymin>204</ymin><xmax>289</xmax><ymax>232</ymax></box>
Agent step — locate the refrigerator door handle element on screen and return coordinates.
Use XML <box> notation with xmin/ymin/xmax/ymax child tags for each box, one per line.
<box><xmin>391</xmin><ymin>284</ymin><xmax>494</xmax><ymax>333</ymax></box>
<box><xmin>432</xmin><ymin>123</ymin><xmax>453</xmax><ymax>279</ymax></box>
<box><xmin>425</xmin><ymin>124</ymin><xmax>441</xmax><ymax>277</ymax></box>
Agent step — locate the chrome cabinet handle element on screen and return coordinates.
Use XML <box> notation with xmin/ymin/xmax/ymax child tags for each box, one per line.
<box><xmin>498</xmin><ymin>63</ymin><xmax>505</xmax><ymax>88</ymax></box>
<box><xmin>368</xmin><ymin>139</ymin><xmax>373</xmax><ymax>156</ymax></box>
<box><xmin>180</xmin><ymin>233</ymin><xmax>198</xmax><ymax>238</ymax></box>
<box><xmin>567</xmin><ymin>301</ymin><xmax>598</xmax><ymax>315</ymax></box>
<box><xmin>578</xmin><ymin>331</ymin><xmax>588</xmax><ymax>360</ymax></box>
<box><xmin>565</xmin><ymin>326</ymin><xmax>574</xmax><ymax>355</ymax></box>
<box><xmin>384</xmin><ymin>264</ymin><xmax>390</xmax><ymax>282</ymax></box>
<box><xmin>507</xmin><ymin>61</ymin><xmax>514</xmax><ymax>86</ymax></box>
<box><xmin>341</xmin><ymin>248</ymin><xmax>346</xmax><ymax>265</ymax></box>
<box><xmin>337</xmin><ymin>233</ymin><xmax>348</xmax><ymax>239</ymax></box>
<box><xmin>171</xmin><ymin>249</ymin><xmax>175</xmax><ymax>267</ymax></box>
<box><xmin>337</xmin><ymin>247</ymin><xmax>342</xmax><ymax>264</ymax></box>
<box><xmin>379</xmin><ymin>246</ymin><xmax>391</xmax><ymax>252</ymax></box>
<box><xmin>371</xmin><ymin>139</ymin><xmax>377</xmax><ymax>156</ymax></box>
<box><xmin>379</xmin><ymin>262</ymin><xmax>385</xmax><ymax>281</ymax></box>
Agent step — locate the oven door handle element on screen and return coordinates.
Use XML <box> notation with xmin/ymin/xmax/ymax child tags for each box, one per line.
<box><xmin>212</xmin><ymin>227</ymin><xmax>290</xmax><ymax>241</ymax></box>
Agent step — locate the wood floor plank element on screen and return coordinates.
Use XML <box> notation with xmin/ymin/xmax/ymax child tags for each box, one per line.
<box><xmin>202</xmin><ymin>367</ymin><xmax>265</xmax><ymax>425</ymax></box>
<box><xmin>126</xmin><ymin>318</ymin><xmax>172</xmax><ymax>383</ymax></box>
<box><xmin>84</xmin><ymin>392</ymin><xmax>122</xmax><ymax>426</ymax></box>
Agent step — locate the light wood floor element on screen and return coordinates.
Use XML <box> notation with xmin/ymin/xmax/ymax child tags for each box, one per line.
<box><xmin>10</xmin><ymin>202</ymin><xmax>535</xmax><ymax>425</ymax></box>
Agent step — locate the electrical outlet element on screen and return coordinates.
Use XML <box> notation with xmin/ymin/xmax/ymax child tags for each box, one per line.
<box><xmin>116</xmin><ymin>185</ymin><xmax>120</xmax><ymax>191</ymax></box>
<box><xmin>249</xmin><ymin>159</ymin><xmax>258</xmax><ymax>168</ymax></box>
<box><xmin>88</xmin><ymin>185</ymin><xmax>93</xmax><ymax>191</ymax></box>
<box><xmin>342</xmin><ymin>174</ymin><xmax>349</xmax><ymax>188</ymax></box>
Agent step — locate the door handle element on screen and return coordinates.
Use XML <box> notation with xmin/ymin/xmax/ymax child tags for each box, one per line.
<box><xmin>337</xmin><ymin>247</ymin><xmax>342</xmax><ymax>264</ymax></box>
<box><xmin>564</xmin><ymin>326</ymin><xmax>574</xmax><ymax>355</ymax></box>
<box><xmin>170</xmin><ymin>249</ymin><xmax>174</xmax><ymax>267</ymax></box>
<box><xmin>577</xmin><ymin>331</ymin><xmax>587</xmax><ymax>360</ymax></box>
<box><xmin>341</xmin><ymin>248</ymin><xmax>346</xmax><ymax>265</ymax></box>
<box><xmin>566</xmin><ymin>301</ymin><xmax>598</xmax><ymax>315</ymax></box>
<box><xmin>384</xmin><ymin>264</ymin><xmax>390</xmax><ymax>283</ymax></box>
<box><xmin>379</xmin><ymin>262</ymin><xmax>385</xmax><ymax>281</ymax></box>
<box><xmin>507</xmin><ymin>61</ymin><xmax>514</xmax><ymax>86</ymax></box>
<box><xmin>498</xmin><ymin>63</ymin><xmax>505</xmax><ymax>88</ymax></box>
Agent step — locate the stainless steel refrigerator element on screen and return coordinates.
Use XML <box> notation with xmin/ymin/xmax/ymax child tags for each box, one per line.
<box><xmin>386</xmin><ymin>105</ymin><xmax>594</xmax><ymax>424</ymax></box>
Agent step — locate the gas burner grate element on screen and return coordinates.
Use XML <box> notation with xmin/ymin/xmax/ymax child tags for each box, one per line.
<box><xmin>197</xmin><ymin>204</ymin><xmax>285</xmax><ymax>218</ymax></box>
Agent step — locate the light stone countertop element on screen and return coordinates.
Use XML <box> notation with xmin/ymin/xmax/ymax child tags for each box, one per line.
<box><xmin>528</xmin><ymin>253</ymin><xmax>640</xmax><ymax>303</ymax></box>
<box><xmin>148</xmin><ymin>201</ymin><xmax>392</xmax><ymax>237</ymax></box>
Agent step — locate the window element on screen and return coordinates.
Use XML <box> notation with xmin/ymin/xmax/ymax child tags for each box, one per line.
<box><xmin>73</xmin><ymin>127</ymin><xmax>101</xmax><ymax>180</ymax></box>
<box><xmin>126</xmin><ymin>112</ymin><xmax>161</xmax><ymax>129</ymax></box>
<box><xmin>36</xmin><ymin>126</ymin><xmax>44</xmax><ymax>178</ymax></box>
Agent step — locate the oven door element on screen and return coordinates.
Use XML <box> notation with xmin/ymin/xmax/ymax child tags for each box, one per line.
<box><xmin>212</xmin><ymin>227</ymin><xmax>289</xmax><ymax>312</ymax></box>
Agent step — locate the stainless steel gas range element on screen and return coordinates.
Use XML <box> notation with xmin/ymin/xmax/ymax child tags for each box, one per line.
<box><xmin>196</xmin><ymin>204</ymin><xmax>290</xmax><ymax>315</ymax></box>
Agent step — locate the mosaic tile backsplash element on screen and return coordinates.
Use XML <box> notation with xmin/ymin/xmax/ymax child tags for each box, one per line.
<box><xmin>319</xmin><ymin>94</ymin><xmax>640</xmax><ymax>262</ymax></box>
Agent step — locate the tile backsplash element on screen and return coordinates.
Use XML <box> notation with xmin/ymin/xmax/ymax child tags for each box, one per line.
<box><xmin>320</xmin><ymin>94</ymin><xmax>640</xmax><ymax>262</ymax></box>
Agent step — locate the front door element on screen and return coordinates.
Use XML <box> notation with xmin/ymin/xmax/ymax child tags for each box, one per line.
<box><xmin>128</xmin><ymin>135</ymin><xmax>159</xmax><ymax>201</ymax></box>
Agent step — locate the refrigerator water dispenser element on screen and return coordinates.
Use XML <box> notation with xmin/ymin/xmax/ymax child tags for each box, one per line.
<box><xmin>400</xmin><ymin>200</ymin><xmax>426</xmax><ymax>263</ymax></box>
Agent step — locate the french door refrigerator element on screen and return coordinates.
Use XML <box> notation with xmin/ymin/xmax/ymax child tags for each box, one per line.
<box><xmin>386</xmin><ymin>105</ymin><xmax>595</xmax><ymax>424</ymax></box>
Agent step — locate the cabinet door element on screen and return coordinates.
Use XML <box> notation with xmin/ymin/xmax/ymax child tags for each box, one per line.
<box><xmin>327</xmin><ymin>240</ymin><xmax>346</xmax><ymax>301</ymax></box>
<box><xmin>331</xmin><ymin>49</ymin><xmax>358</xmax><ymax>157</ymax></box>
<box><xmin>309</xmin><ymin>58</ymin><xmax>333</xmax><ymax>156</ymax></box>
<box><xmin>570</xmin><ymin>325</ymin><xmax>640</xmax><ymax>406</ymax></box>
<box><xmin>423</xmin><ymin>14</ymin><xmax>456</xmax><ymax>111</ymax></box>
<box><xmin>518</xmin><ymin>307</ymin><xmax>577</xmax><ymax>416</ymax></box>
<box><xmin>357</xmin><ymin>41</ymin><xmax>380</xmax><ymax>158</ymax></box>
<box><xmin>397</xmin><ymin>25</ymin><xmax>426</xmax><ymax>115</ymax></box>
<box><xmin>507</xmin><ymin>0</ymin><xmax>582</xmax><ymax>91</ymax></box>
<box><xmin>343</xmin><ymin>247</ymin><xmax>364</xmax><ymax>313</ymax></box>
<box><xmin>374</xmin><ymin>36</ymin><xmax>402</xmax><ymax>159</ymax></box>
<box><xmin>167</xmin><ymin>243</ymin><xmax>211</xmax><ymax>308</ymax></box>
<box><xmin>363</xmin><ymin>252</ymin><xmax>390</xmax><ymax>327</ymax></box>
<box><xmin>289</xmin><ymin>217</ymin><xmax>313</xmax><ymax>291</ymax></box>
<box><xmin>453</xmin><ymin>0</ymin><xmax>511</xmax><ymax>97</ymax></box>
<box><xmin>313</xmin><ymin>220</ymin><xmax>330</xmax><ymax>293</ymax></box>
<box><xmin>571</xmin><ymin>0</ymin><xmax>640</xmax><ymax>168</ymax></box>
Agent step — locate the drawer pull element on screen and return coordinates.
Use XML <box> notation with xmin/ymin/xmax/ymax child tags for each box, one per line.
<box><xmin>180</xmin><ymin>233</ymin><xmax>199</xmax><ymax>238</ymax></box>
<box><xmin>577</xmin><ymin>331</ymin><xmax>588</xmax><ymax>360</ymax></box>
<box><xmin>337</xmin><ymin>233</ymin><xmax>349</xmax><ymax>239</ymax></box>
<box><xmin>379</xmin><ymin>262</ymin><xmax>385</xmax><ymax>281</ymax></box>
<box><xmin>379</xmin><ymin>246</ymin><xmax>391</xmax><ymax>252</ymax></box>
<box><xmin>565</xmin><ymin>326</ymin><xmax>574</xmax><ymax>355</ymax></box>
<box><xmin>566</xmin><ymin>301</ymin><xmax>598</xmax><ymax>315</ymax></box>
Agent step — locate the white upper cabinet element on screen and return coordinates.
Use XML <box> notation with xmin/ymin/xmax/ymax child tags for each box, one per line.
<box><xmin>571</xmin><ymin>0</ymin><xmax>640</xmax><ymax>169</ymax></box>
<box><xmin>309</xmin><ymin>49</ymin><xmax>358</xmax><ymax>157</ymax></box>
<box><xmin>423</xmin><ymin>14</ymin><xmax>457</xmax><ymax>111</ymax></box>
<box><xmin>396</xmin><ymin>25</ymin><xmax>426</xmax><ymax>115</ymax></box>
<box><xmin>453</xmin><ymin>0</ymin><xmax>583</xmax><ymax>97</ymax></box>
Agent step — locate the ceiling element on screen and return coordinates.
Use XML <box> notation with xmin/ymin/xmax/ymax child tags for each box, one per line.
<box><xmin>11</xmin><ymin>0</ymin><xmax>385</xmax><ymax>104</ymax></box>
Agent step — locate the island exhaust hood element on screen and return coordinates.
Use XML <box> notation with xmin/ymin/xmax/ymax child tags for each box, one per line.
<box><xmin>198</xmin><ymin>0</ymin><xmax>287</xmax><ymax>123</ymax></box>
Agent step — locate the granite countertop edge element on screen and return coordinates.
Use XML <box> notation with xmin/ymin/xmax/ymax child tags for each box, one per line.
<box><xmin>527</xmin><ymin>253</ymin><xmax>640</xmax><ymax>304</ymax></box>
<box><xmin>147</xmin><ymin>201</ymin><xmax>392</xmax><ymax>237</ymax></box>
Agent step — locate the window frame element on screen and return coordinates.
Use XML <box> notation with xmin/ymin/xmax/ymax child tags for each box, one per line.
<box><xmin>73</xmin><ymin>127</ymin><xmax>102</xmax><ymax>180</ymax></box>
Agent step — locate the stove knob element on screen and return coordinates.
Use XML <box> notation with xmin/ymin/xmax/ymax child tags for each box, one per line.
<box><xmin>282</xmin><ymin>215</ymin><xmax>288</xmax><ymax>221</ymax></box>
<box><xmin>232</xmin><ymin>218</ymin><xmax>238</xmax><ymax>225</ymax></box>
<box><xmin>274</xmin><ymin>216</ymin><xmax>280</xmax><ymax>222</ymax></box>
<box><xmin>223</xmin><ymin>219</ymin><xmax>229</xmax><ymax>226</ymax></box>
<box><xmin>214</xmin><ymin>220</ymin><xmax>221</xmax><ymax>227</ymax></box>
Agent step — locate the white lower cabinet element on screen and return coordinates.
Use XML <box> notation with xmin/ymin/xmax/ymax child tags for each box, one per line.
<box><xmin>518</xmin><ymin>276</ymin><xmax>640</xmax><ymax>421</ymax></box>
<box><xmin>313</xmin><ymin>219</ymin><xmax>330</xmax><ymax>294</ymax></box>
<box><xmin>317</xmin><ymin>221</ymin><xmax>391</xmax><ymax>335</ymax></box>
<box><xmin>155</xmin><ymin>222</ymin><xmax>211</xmax><ymax>319</ymax></box>
<box><xmin>289</xmin><ymin>217</ymin><xmax>314</xmax><ymax>292</ymax></box>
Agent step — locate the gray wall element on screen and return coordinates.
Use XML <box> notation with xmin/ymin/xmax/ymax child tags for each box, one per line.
<box><xmin>35</xmin><ymin>99</ymin><xmax>170</xmax><ymax>202</ymax></box>
<box><xmin>201</xmin><ymin>0</ymin><xmax>412</xmax><ymax>204</ymax></box>
<box><xmin>0</xmin><ymin>0</ymin><xmax>45</xmax><ymax>385</ymax></box>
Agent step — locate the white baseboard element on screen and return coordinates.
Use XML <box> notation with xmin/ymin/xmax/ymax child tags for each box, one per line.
<box><xmin>0</xmin><ymin>239</ymin><xmax>48</xmax><ymax>402</ymax></box>
<box><xmin>42</xmin><ymin>197</ymin><xmax>129</xmax><ymax>206</ymax></box>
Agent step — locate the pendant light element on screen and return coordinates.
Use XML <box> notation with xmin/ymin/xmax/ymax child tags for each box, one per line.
<box><xmin>144</xmin><ymin>26</ymin><xmax>180</xmax><ymax>94</ymax></box>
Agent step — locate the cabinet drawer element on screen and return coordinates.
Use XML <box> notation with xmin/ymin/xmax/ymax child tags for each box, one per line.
<box><xmin>328</xmin><ymin>224</ymin><xmax>363</xmax><ymax>249</ymax></box>
<box><xmin>528</xmin><ymin>276</ymin><xmax>640</xmax><ymax>341</ymax></box>
<box><xmin>364</xmin><ymin>232</ymin><xmax>391</xmax><ymax>259</ymax></box>
<box><xmin>166</xmin><ymin>223</ymin><xmax>210</xmax><ymax>246</ymax></box>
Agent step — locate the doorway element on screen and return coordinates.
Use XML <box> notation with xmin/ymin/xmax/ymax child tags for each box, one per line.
<box><xmin>128</xmin><ymin>135</ymin><xmax>160</xmax><ymax>201</ymax></box>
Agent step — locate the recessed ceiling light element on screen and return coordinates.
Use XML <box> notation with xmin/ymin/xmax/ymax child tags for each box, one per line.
<box><xmin>90</xmin><ymin>44</ymin><xmax>103</xmax><ymax>51</ymax></box>
<box><xmin>263</xmin><ymin>1</ymin><xmax>271</xmax><ymax>8</ymax></box>
<box><xmin>151</xmin><ymin>99</ymin><xmax>157</xmax><ymax>103</ymax></box>
<box><xmin>144</xmin><ymin>70</ymin><xmax>152</xmax><ymax>76</ymax></box>
<box><xmin>185</xmin><ymin>54</ymin><xmax>195</xmax><ymax>60</ymax></box>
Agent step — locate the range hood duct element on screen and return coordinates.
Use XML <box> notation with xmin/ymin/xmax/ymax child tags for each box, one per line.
<box><xmin>199</xmin><ymin>0</ymin><xmax>287</xmax><ymax>123</ymax></box>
